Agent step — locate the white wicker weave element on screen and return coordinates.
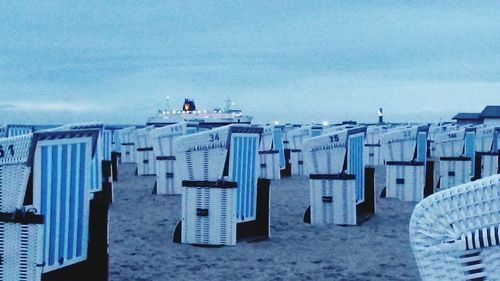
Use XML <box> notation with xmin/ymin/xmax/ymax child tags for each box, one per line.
<box><xmin>438</xmin><ymin>160</ymin><xmax>472</xmax><ymax>190</ymax></box>
<box><xmin>309</xmin><ymin>178</ymin><xmax>357</xmax><ymax>225</ymax></box>
<box><xmin>386</xmin><ymin>164</ymin><xmax>425</xmax><ymax>202</ymax></box>
<box><xmin>475</xmin><ymin>127</ymin><xmax>499</xmax><ymax>178</ymax></box>
<box><xmin>410</xmin><ymin>174</ymin><xmax>500</xmax><ymax>281</ymax></box>
<box><xmin>181</xmin><ymin>184</ymin><xmax>237</xmax><ymax>246</ymax></box>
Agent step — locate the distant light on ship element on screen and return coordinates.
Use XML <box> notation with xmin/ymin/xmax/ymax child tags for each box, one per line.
<box><xmin>274</xmin><ymin>120</ymin><xmax>280</xmax><ymax>125</ymax></box>
<box><xmin>322</xmin><ymin>121</ymin><xmax>329</xmax><ymax>126</ymax></box>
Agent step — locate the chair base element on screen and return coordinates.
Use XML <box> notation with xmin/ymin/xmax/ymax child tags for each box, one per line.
<box><xmin>473</xmin><ymin>152</ymin><xmax>499</xmax><ymax>180</ymax></box>
<box><xmin>173</xmin><ymin>179</ymin><xmax>271</xmax><ymax>245</ymax></box>
<box><xmin>303</xmin><ymin>167</ymin><xmax>375</xmax><ymax>225</ymax></box>
<box><xmin>381</xmin><ymin>161</ymin><xmax>435</xmax><ymax>200</ymax></box>
<box><xmin>381</xmin><ymin>161</ymin><xmax>434</xmax><ymax>202</ymax></box>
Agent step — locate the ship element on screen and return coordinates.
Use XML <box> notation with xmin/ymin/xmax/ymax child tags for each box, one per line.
<box><xmin>146</xmin><ymin>97</ymin><xmax>253</xmax><ymax>127</ymax></box>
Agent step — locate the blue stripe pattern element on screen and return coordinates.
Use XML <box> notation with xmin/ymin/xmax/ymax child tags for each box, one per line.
<box><xmin>273</xmin><ymin>128</ymin><xmax>286</xmax><ymax>168</ymax></box>
<box><xmin>348</xmin><ymin>134</ymin><xmax>364</xmax><ymax>202</ymax></box>
<box><xmin>102</xmin><ymin>130</ymin><xmax>112</xmax><ymax>161</ymax></box>
<box><xmin>465</xmin><ymin>131</ymin><xmax>476</xmax><ymax>173</ymax></box>
<box><xmin>89</xmin><ymin>142</ymin><xmax>102</xmax><ymax>192</ymax></box>
<box><xmin>39</xmin><ymin>142</ymin><xmax>88</xmax><ymax>270</ymax></box>
<box><xmin>231</xmin><ymin>135</ymin><xmax>258</xmax><ymax>222</ymax></box>
<box><xmin>493</xmin><ymin>130</ymin><xmax>499</xmax><ymax>152</ymax></box>
<box><xmin>311</xmin><ymin>128</ymin><xmax>322</xmax><ymax>137</ymax></box>
<box><xmin>112</xmin><ymin>130</ymin><xmax>121</xmax><ymax>152</ymax></box>
<box><xmin>416</xmin><ymin>132</ymin><xmax>427</xmax><ymax>163</ymax></box>
<box><xmin>77</xmin><ymin>143</ymin><xmax>85</xmax><ymax>257</ymax></box>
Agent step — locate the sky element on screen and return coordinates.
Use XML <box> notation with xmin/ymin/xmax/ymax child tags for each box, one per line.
<box><xmin>1</xmin><ymin>1</ymin><xmax>499</xmax><ymax>125</ymax></box>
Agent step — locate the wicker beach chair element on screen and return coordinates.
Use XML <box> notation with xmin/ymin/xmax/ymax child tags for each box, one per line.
<box><xmin>150</xmin><ymin>122</ymin><xmax>198</xmax><ymax>195</ymax></box>
<box><xmin>302</xmin><ymin>127</ymin><xmax>375</xmax><ymax>225</ymax></box>
<box><xmin>134</xmin><ymin>126</ymin><xmax>156</xmax><ymax>176</ymax></box>
<box><xmin>258</xmin><ymin>125</ymin><xmax>281</xmax><ymax>180</ymax></box>
<box><xmin>0</xmin><ymin>129</ymin><xmax>104</xmax><ymax>280</ymax></box>
<box><xmin>288</xmin><ymin>125</ymin><xmax>323</xmax><ymax>176</ymax></box>
<box><xmin>380</xmin><ymin>125</ymin><xmax>433</xmax><ymax>202</ymax></box>
<box><xmin>172</xmin><ymin>125</ymin><xmax>270</xmax><ymax>246</ymax></box>
<box><xmin>275</xmin><ymin>124</ymin><xmax>294</xmax><ymax>177</ymax></box>
<box><xmin>364</xmin><ymin>125</ymin><xmax>387</xmax><ymax>166</ymax></box>
<box><xmin>117</xmin><ymin>127</ymin><xmax>137</xmax><ymax>163</ymax></box>
<box><xmin>410</xmin><ymin>174</ymin><xmax>500</xmax><ymax>280</ymax></box>
<box><xmin>434</xmin><ymin>127</ymin><xmax>476</xmax><ymax>190</ymax></box>
<box><xmin>42</xmin><ymin>124</ymin><xmax>112</xmax><ymax>278</ymax></box>
<box><xmin>474</xmin><ymin>126</ymin><xmax>499</xmax><ymax>179</ymax></box>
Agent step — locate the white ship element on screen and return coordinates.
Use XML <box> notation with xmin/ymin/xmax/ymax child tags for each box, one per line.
<box><xmin>146</xmin><ymin>97</ymin><xmax>253</xmax><ymax>126</ymax></box>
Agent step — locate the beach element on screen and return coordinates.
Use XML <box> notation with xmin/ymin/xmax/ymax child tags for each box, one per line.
<box><xmin>109</xmin><ymin>164</ymin><xmax>420</xmax><ymax>281</ymax></box>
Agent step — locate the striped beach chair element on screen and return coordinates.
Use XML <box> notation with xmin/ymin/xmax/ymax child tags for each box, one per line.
<box><xmin>380</xmin><ymin>125</ymin><xmax>433</xmax><ymax>202</ymax></box>
<box><xmin>172</xmin><ymin>125</ymin><xmax>270</xmax><ymax>246</ymax></box>
<box><xmin>150</xmin><ymin>122</ymin><xmax>198</xmax><ymax>195</ymax></box>
<box><xmin>0</xmin><ymin>129</ymin><xmax>107</xmax><ymax>281</ymax></box>
<box><xmin>288</xmin><ymin>125</ymin><xmax>323</xmax><ymax>176</ymax></box>
<box><xmin>134</xmin><ymin>126</ymin><xmax>156</xmax><ymax>176</ymax></box>
<box><xmin>434</xmin><ymin>127</ymin><xmax>476</xmax><ymax>190</ymax></box>
<box><xmin>273</xmin><ymin>126</ymin><xmax>286</xmax><ymax>171</ymax></box>
<box><xmin>0</xmin><ymin>124</ymin><xmax>34</xmax><ymax>139</ymax></box>
<box><xmin>364</xmin><ymin>125</ymin><xmax>387</xmax><ymax>166</ymax></box>
<box><xmin>117</xmin><ymin>127</ymin><xmax>136</xmax><ymax>164</ymax></box>
<box><xmin>273</xmin><ymin>124</ymin><xmax>292</xmax><ymax>178</ymax></box>
<box><xmin>474</xmin><ymin>126</ymin><xmax>499</xmax><ymax>179</ymax></box>
<box><xmin>258</xmin><ymin>125</ymin><xmax>281</xmax><ymax>180</ymax></box>
<box><xmin>50</xmin><ymin>123</ymin><xmax>107</xmax><ymax>194</ymax></box>
<box><xmin>427</xmin><ymin>124</ymin><xmax>458</xmax><ymax>158</ymax></box>
<box><xmin>44</xmin><ymin>124</ymin><xmax>112</xmax><ymax>278</ymax></box>
<box><xmin>103</xmin><ymin>126</ymin><xmax>122</xmax><ymax>182</ymax></box>
<box><xmin>302</xmin><ymin>127</ymin><xmax>375</xmax><ymax>225</ymax></box>
<box><xmin>410</xmin><ymin>174</ymin><xmax>500</xmax><ymax>281</ymax></box>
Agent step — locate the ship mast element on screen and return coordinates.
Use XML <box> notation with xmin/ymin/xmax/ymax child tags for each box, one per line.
<box><xmin>224</xmin><ymin>96</ymin><xmax>235</xmax><ymax>112</ymax></box>
<box><xmin>165</xmin><ymin>96</ymin><xmax>171</xmax><ymax>111</ymax></box>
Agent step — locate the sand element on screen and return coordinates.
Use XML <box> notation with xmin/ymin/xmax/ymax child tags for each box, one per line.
<box><xmin>109</xmin><ymin>164</ymin><xmax>420</xmax><ymax>281</ymax></box>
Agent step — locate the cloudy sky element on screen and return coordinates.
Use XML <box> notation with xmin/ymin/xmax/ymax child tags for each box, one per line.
<box><xmin>1</xmin><ymin>1</ymin><xmax>499</xmax><ymax>125</ymax></box>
